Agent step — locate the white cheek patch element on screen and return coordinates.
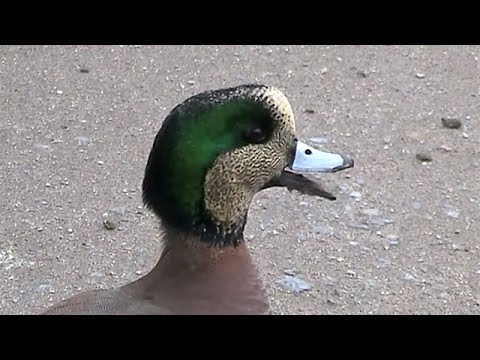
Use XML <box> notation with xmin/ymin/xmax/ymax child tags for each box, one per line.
<box><xmin>290</xmin><ymin>140</ymin><xmax>354</xmax><ymax>173</ymax></box>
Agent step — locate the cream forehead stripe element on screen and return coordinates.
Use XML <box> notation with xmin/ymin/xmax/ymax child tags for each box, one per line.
<box><xmin>231</xmin><ymin>86</ymin><xmax>296</xmax><ymax>132</ymax></box>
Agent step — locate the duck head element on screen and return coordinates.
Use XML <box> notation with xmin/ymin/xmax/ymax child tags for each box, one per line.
<box><xmin>142</xmin><ymin>84</ymin><xmax>353</xmax><ymax>246</ymax></box>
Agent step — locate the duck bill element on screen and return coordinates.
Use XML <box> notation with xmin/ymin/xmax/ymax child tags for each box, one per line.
<box><xmin>263</xmin><ymin>140</ymin><xmax>354</xmax><ymax>201</ymax></box>
<box><xmin>289</xmin><ymin>140</ymin><xmax>354</xmax><ymax>173</ymax></box>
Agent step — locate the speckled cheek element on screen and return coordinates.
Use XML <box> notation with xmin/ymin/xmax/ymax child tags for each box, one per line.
<box><xmin>272</xmin><ymin>127</ymin><xmax>296</xmax><ymax>164</ymax></box>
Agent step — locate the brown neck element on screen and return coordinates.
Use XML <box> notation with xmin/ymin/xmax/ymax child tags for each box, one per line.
<box><xmin>130</xmin><ymin>225</ymin><xmax>269</xmax><ymax>314</ymax></box>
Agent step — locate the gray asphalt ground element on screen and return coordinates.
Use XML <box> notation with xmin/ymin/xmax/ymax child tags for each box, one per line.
<box><xmin>1</xmin><ymin>45</ymin><xmax>479</xmax><ymax>315</ymax></box>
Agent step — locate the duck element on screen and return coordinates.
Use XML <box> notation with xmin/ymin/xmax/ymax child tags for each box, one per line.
<box><xmin>42</xmin><ymin>84</ymin><xmax>354</xmax><ymax>315</ymax></box>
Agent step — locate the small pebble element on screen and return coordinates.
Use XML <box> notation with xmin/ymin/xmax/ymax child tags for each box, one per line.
<box><xmin>444</xmin><ymin>206</ymin><xmax>460</xmax><ymax>219</ymax></box>
<box><xmin>404</xmin><ymin>273</ymin><xmax>415</xmax><ymax>281</ymax></box>
<box><xmin>187</xmin><ymin>80</ymin><xmax>195</xmax><ymax>85</ymax></box>
<box><xmin>416</xmin><ymin>73</ymin><xmax>425</xmax><ymax>79</ymax></box>
<box><xmin>276</xmin><ymin>275</ymin><xmax>312</xmax><ymax>293</ymax></box>
<box><xmin>321</xmin><ymin>67</ymin><xmax>328</xmax><ymax>74</ymax></box>
<box><xmin>45</xmin><ymin>182</ymin><xmax>52</xmax><ymax>188</ymax></box>
<box><xmin>441</xmin><ymin>117</ymin><xmax>462</xmax><ymax>129</ymax></box>
<box><xmin>67</xmin><ymin>228</ymin><xmax>73</xmax><ymax>233</ymax></box>
<box><xmin>387</xmin><ymin>234</ymin><xmax>400</xmax><ymax>245</ymax></box>
<box><xmin>357</xmin><ymin>69</ymin><xmax>368</xmax><ymax>78</ymax></box>
<box><xmin>97</xmin><ymin>160</ymin><xmax>104</xmax><ymax>165</ymax></box>
<box><xmin>346</xmin><ymin>270</ymin><xmax>356</xmax><ymax>277</ymax></box>
<box><xmin>350</xmin><ymin>191</ymin><xmax>362</xmax><ymax>201</ymax></box>
<box><xmin>304</xmin><ymin>109</ymin><xmax>315</xmax><ymax>114</ymax></box>
<box><xmin>103</xmin><ymin>219</ymin><xmax>116</xmax><ymax>230</ymax></box>
<box><xmin>76</xmin><ymin>136</ymin><xmax>91</xmax><ymax>146</ymax></box>
<box><xmin>439</xmin><ymin>292</ymin><xmax>448</xmax><ymax>299</ymax></box>
<box><xmin>56</xmin><ymin>90</ymin><xmax>63</xmax><ymax>95</ymax></box>
<box><xmin>283</xmin><ymin>269</ymin><xmax>298</xmax><ymax>276</ymax></box>
<box><xmin>446</xmin><ymin>210</ymin><xmax>460</xmax><ymax>218</ymax></box>
<box><xmin>355</xmin><ymin>177</ymin><xmax>366</xmax><ymax>186</ymax></box>
<box><xmin>462</xmin><ymin>132</ymin><xmax>469</xmax><ymax>139</ymax></box>
<box><xmin>416</xmin><ymin>152</ymin><xmax>432</xmax><ymax>162</ymax></box>
<box><xmin>437</xmin><ymin>145</ymin><xmax>451</xmax><ymax>152</ymax></box>
<box><xmin>79</xmin><ymin>66</ymin><xmax>90</xmax><ymax>73</ymax></box>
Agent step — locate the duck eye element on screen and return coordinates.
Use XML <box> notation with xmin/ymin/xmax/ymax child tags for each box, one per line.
<box><xmin>244</xmin><ymin>127</ymin><xmax>267</xmax><ymax>144</ymax></box>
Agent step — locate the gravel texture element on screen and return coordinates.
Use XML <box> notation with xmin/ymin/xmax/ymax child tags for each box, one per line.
<box><xmin>1</xmin><ymin>45</ymin><xmax>479</xmax><ymax>315</ymax></box>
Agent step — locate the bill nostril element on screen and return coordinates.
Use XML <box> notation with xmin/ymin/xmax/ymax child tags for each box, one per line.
<box><xmin>305</xmin><ymin>149</ymin><xmax>312</xmax><ymax>155</ymax></box>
